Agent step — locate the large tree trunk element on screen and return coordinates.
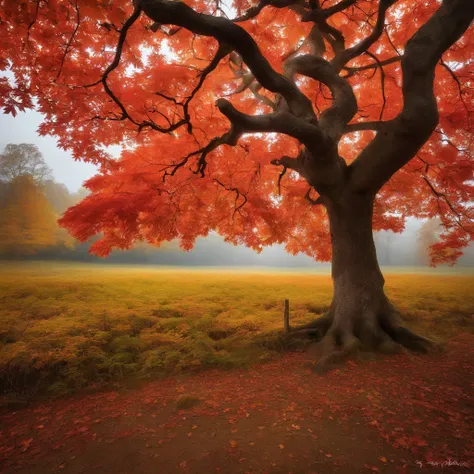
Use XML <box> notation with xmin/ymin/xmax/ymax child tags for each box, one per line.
<box><xmin>290</xmin><ymin>192</ymin><xmax>436</xmax><ymax>373</ymax></box>
<box><xmin>328</xmin><ymin>193</ymin><xmax>386</xmax><ymax>342</ymax></box>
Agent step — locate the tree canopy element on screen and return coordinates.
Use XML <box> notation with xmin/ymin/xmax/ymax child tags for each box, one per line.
<box><xmin>0</xmin><ymin>0</ymin><xmax>472</xmax><ymax>263</ymax></box>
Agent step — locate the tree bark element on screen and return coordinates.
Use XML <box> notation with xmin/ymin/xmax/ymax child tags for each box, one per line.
<box><xmin>327</xmin><ymin>193</ymin><xmax>386</xmax><ymax>341</ymax></box>
<box><xmin>290</xmin><ymin>192</ymin><xmax>437</xmax><ymax>373</ymax></box>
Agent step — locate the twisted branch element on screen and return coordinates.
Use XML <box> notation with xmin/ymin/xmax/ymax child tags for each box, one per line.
<box><xmin>140</xmin><ymin>0</ymin><xmax>316</xmax><ymax>121</ymax></box>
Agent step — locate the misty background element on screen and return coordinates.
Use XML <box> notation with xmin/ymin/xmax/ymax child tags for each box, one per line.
<box><xmin>1</xmin><ymin>108</ymin><xmax>473</xmax><ymax>269</ymax></box>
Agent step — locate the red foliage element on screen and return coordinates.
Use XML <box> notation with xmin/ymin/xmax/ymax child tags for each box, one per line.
<box><xmin>0</xmin><ymin>0</ymin><xmax>472</xmax><ymax>262</ymax></box>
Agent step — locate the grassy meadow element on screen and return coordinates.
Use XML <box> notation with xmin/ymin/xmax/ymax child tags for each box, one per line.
<box><xmin>0</xmin><ymin>262</ymin><xmax>473</xmax><ymax>400</ymax></box>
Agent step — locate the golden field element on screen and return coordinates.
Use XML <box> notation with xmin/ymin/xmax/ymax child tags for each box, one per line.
<box><xmin>0</xmin><ymin>262</ymin><xmax>473</xmax><ymax>399</ymax></box>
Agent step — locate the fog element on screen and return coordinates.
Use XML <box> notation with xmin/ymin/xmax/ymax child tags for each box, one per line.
<box><xmin>29</xmin><ymin>224</ymin><xmax>474</xmax><ymax>269</ymax></box>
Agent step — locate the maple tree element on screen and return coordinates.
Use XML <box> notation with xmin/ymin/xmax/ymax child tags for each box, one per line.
<box><xmin>0</xmin><ymin>0</ymin><xmax>473</xmax><ymax>371</ymax></box>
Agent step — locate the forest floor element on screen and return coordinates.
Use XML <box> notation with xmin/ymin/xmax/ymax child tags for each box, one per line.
<box><xmin>1</xmin><ymin>331</ymin><xmax>473</xmax><ymax>474</ymax></box>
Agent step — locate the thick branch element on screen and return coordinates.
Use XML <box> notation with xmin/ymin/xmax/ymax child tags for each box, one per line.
<box><xmin>349</xmin><ymin>0</ymin><xmax>474</xmax><ymax>192</ymax></box>
<box><xmin>215</xmin><ymin>99</ymin><xmax>330</xmax><ymax>156</ymax></box>
<box><xmin>302</xmin><ymin>10</ymin><xmax>346</xmax><ymax>56</ymax></box>
<box><xmin>249</xmin><ymin>82</ymin><xmax>278</xmax><ymax>110</ymax></box>
<box><xmin>302</xmin><ymin>0</ymin><xmax>357</xmax><ymax>21</ymax></box>
<box><xmin>270</xmin><ymin>149</ymin><xmax>345</xmax><ymax>191</ymax></box>
<box><xmin>306</xmin><ymin>25</ymin><xmax>326</xmax><ymax>57</ymax></box>
<box><xmin>305</xmin><ymin>187</ymin><xmax>324</xmax><ymax>205</ymax></box>
<box><xmin>286</xmin><ymin>55</ymin><xmax>357</xmax><ymax>139</ymax></box>
<box><xmin>227</xmin><ymin>51</ymin><xmax>279</xmax><ymax>110</ymax></box>
<box><xmin>270</xmin><ymin>155</ymin><xmax>301</xmax><ymax>172</ymax></box>
<box><xmin>216</xmin><ymin>100</ymin><xmax>346</xmax><ymax>192</ymax></box>
<box><xmin>140</xmin><ymin>0</ymin><xmax>316</xmax><ymax>121</ymax></box>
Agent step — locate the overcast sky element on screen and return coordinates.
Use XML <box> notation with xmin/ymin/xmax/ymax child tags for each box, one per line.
<box><xmin>0</xmin><ymin>108</ymin><xmax>97</xmax><ymax>192</ymax></box>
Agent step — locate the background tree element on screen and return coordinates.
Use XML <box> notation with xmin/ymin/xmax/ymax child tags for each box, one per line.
<box><xmin>0</xmin><ymin>175</ymin><xmax>58</xmax><ymax>255</ymax></box>
<box><xmin>417</xmin><ymin>218</ymin><xmax>442</xmax><ymax>266</ymax></box>
<box><xmin>0</xmin><ymin>144</ymin><xmax>52</xmax><ymax>183</ymax></box>
<box><xmin>43</xmin><ymin>179</ymin><xmax>76</xmax><ymax>214</ymax></box>
<box><xmin>0</xmin><ymin>0</ymin><xmax>473</xmax><ymax>371</ymax></box>
<box><xmin>0</xmin><ymin>144</ymin><xmax>75</xmax><ymax>256</ymax></box>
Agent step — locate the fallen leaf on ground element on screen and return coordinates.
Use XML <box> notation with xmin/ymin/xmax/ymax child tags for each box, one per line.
<box><xmin>21</xmin><ymin>438</ymin><xmax>33</xmax><ymax>453</ymax></box>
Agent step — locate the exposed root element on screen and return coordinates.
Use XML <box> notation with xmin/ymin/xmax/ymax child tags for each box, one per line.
<box><xmin>285</xmin><ymin>312</ymin><xmax>332</xmax><ymax>341</ymax></box>
<box><xmin>375</xmin><ymin>331</ymin><xmax>402</xmax><ymax>355</ymax></box>
<box><xmin>284</xmin><ymin>302</ymin><xmax>438</xmax><ymax>373</ymax></box>
<box><xmin>312</xmin><ymin>332</ymin><xmax>361</xmax><ymax>375</ymax></box>
<box><xmin>387</xmin><ymin>325</ymin><xmax>438</xmax><ymax>353</ymax></box>
<box><xmin>357</xmin><ymin>318</ymin><xmax>402</xmax><ymax>355</ymax></box>
<box><xmin>381</xmin><ymin>308</ymin><xmax>440</xmax><ymax>353</ymax></box>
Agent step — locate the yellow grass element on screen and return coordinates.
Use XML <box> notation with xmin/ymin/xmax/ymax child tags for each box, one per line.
<box><xmin>0</xmin><ymin>262</ymin><xmax>473</xmax><ymax>398</ymax></box>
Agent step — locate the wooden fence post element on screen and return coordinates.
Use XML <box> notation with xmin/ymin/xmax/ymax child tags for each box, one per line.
<box><xmin>284</xmin><ymin>299</ymin><xmax>290</xmax><ymax>333</ymax></box>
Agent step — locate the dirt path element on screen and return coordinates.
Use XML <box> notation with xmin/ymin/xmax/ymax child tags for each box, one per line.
<box><xmin>1</xmin><ymin>333</ymin><xmax>473</xmax><ymax>474</ymax></box>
